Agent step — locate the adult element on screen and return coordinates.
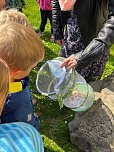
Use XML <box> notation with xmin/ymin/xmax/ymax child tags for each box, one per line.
<box><xmin>52</xmin><ymin>0</ymin><xmax>114</xmax><ymax>81</ymax></box>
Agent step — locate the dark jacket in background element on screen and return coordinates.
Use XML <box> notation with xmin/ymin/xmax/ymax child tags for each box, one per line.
<box><xmin>52</xmin><ymin>0</ymin><xmax>114</xmax><ymax>68</ymax></box>
<box><xmin>52</xmin><ymin>0</ymin><xmax>109</xmax><ymax>47</ymax></box>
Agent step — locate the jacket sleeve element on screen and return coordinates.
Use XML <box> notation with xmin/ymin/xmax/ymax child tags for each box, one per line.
<box><xmin>76</xmin><ymin>0</ymin><xmax>114</xmax><ymax>69</ymax></box>
<box><xmin>109</xmin><ymin>0</ymin><xmax>114</xmax><ymax>16</ymax></box>
<box><xmin>52</xmin><ymin>0</ymin><xmax>64</xmax><ymax>40</ymax></box>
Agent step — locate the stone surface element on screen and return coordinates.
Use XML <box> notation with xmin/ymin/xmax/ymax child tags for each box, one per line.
<box><xmin>68</xmin><ymin>72</ymin><xmax>114</xmax><ymax>152</ymax></box>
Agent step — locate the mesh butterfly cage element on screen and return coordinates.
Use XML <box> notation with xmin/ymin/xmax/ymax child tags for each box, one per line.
<box><xmin>36</xmin><ymin>57</ymin><xmax>95</xmax><ymax>112</ymax></box>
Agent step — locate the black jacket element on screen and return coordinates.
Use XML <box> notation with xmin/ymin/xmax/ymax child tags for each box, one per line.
<box><xmin>52</xmin><ymin>0</ymin><xmax>114</xmax><ymax>68</ymax></box>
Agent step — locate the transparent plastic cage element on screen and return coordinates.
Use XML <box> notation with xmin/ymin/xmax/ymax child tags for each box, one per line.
<box><xmin>36</xmin><ymin>57</ymin><xmax>95</xmax><ymax>112</ymax></box>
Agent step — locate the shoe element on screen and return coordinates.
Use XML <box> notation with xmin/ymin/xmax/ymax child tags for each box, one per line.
<box><xmin>38</xmin><ymin>31</ymin><xmax>44</xmax><ymax>37</ymax></box>
<box><xmin>50</xmin><ymin>35</ymin><xmax>55</xmax><ymax>41</ymax></box>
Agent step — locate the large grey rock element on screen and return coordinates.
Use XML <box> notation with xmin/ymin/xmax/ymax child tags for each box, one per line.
<box><xmin>68</xmin><ymin>73</ymin><xmax>114</xmax><ymax>152</ymax></box>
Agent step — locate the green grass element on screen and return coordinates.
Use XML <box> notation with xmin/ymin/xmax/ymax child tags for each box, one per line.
<box><xmin>23</xmin><ymin>1</ymin><xmax>114</xmax><ymax>151</ymax></box>
<box><xmin>101</xmin><ymin>45</ymin><xmax>114</xmax><ymax>79</ymax></box>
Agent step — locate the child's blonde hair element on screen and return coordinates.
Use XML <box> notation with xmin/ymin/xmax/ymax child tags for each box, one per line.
<box><xmin>0</xmin><ymin>22</ymin><xmax>45</xmax><ymax>71</ymax></box>
<box><xmin>0</xmin><ymin>9</ymin><xmax>32</xmax><ymax>28</ymax></box>
<box><xmin>0</xmin><ymin>58</ymin><xmax>9</xmax><ymax>97</ymax></box>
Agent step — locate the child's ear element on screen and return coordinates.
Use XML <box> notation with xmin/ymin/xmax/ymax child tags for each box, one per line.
<box><xmin>10</xmin><ymin>70</ymin><xmax>21</xmax><ymax>77</ymax></box>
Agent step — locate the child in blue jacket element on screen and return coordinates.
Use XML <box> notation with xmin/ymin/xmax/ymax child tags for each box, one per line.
<box><xmin>0</xmin><ymin>9</ymin><xmax>45</xmax><ymax>130</ymax></box>
<box><xmin>0</xmin><ymin>57</ymin><xmax>44</xmax><ymax>152</ymax></box>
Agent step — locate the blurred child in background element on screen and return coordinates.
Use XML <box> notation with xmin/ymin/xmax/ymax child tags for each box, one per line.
<box><xmin>5</xmin><ymin>0</ymin><xmax>26</xmax><ymax>12</ymax></box>
<box><xmin>37</xmin><ymin>0</ymin><xmax>54</xmax><ymax>41</ymax></box>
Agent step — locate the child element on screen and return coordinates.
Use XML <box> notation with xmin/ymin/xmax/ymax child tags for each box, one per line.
<box><xmin>0</xmin><ymin>9</ymin><xmax>43</xmax><ymax>130</ymax></box>
<box><xmin>5</xmin><ymin>0</ymin><xmax>26</xmax><ymax>12</ymax></box>
<box><xmin>0</xmin><ymin>20</ymin><xmax>45</xmax><ymax>130</ymax></box>
<box><xmin>0</xmin><ymin>58</ymin><xmax>44</xmax><ymax>152</ymax></box>
<box><xmin>0</xmin><ymin>58</ymin><xmax>9</xmax><ymax>115</ymax></box>
<box><xmin>37</xmin><ymin>0</ymin><xmax>54</xmax><ymax>41</ymax></box>
<box><xmin>0</xmin><ymin>9</ymin><xmax>32</xmax><ymax>28</ymax></box>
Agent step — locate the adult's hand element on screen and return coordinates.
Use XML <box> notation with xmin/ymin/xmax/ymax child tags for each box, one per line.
<box><xmin>60</xmin><ymin>54</ymin><xmax>77</xmax><ymax>69</ymax></box>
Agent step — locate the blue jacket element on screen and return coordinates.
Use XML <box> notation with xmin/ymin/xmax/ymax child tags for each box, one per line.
<box><xmin>1</xmin><ymin>77</ymin><xmax>40</xmax><ymax>130</ymax></box>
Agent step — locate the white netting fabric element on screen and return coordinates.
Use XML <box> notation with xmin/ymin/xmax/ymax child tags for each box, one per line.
<box><xmin>36</xmin><ymin>57</ymin><xmax>95</xmax><ymax>112</ymax></box>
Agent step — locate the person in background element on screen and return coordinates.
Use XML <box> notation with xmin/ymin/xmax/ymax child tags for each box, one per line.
<box><xmin>37</xmin><ymin>0</ymin><xmax>54</xmax><ymax>41</ymax></box>
<box><xmin>5</xmin><ymin>0</ymin><xmax>26</xmax><ymax>12</ymax></box>
<box><xmin>52</xmin><ymin>0</ymin><xmax>114</xmax><ymax>82</ymax></box>
<box><xmin>0</xmin><ymin>9</ymin><xmax>32</xmax><ymax>27</ymax></box>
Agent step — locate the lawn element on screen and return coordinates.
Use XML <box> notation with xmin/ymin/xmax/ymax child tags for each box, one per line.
<box><xmin>23</xmin><ymin>1</ymin><xmax>114</xmax><ymax>151</ymax></box>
